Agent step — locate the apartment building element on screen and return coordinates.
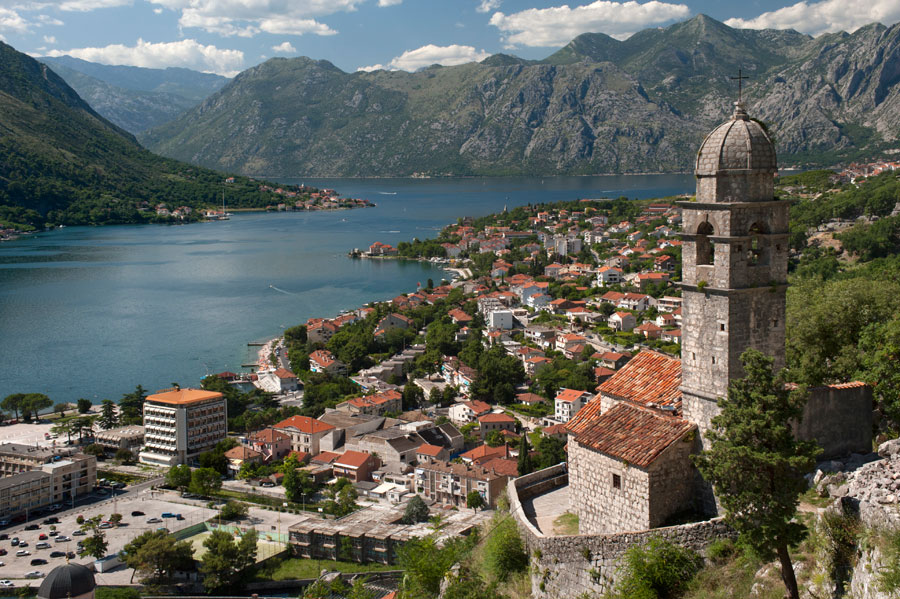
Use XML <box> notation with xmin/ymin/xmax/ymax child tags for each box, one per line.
<box><xmin>94</xmin><ymin>426</ymin><xmax>145</xmax><ymax>455</ymax></box>
<box><xmin>415</xmin><ymin>459</ymin><xmax>505</xmax><ymax>508</ymax></box>
<box><xmin>0</xmin><ymin>470</ymin><xmax>51</xmax><ymax>519</ymax></box>
<box><xmin>272</xmin><ymin>415</ymin><xmax>336</xmax><ymax>455</ymax></box>
<box><xmin>0</xmin><ymin>443</ymin><xmax>77</xmax><ymax>477</ymax></box>
<box><xmin>42</xmin><ymin>454</ymin><xmax>97</xmax><ymax>503</ymax></box>
<box><xmin>139</xmin><ymin>388</ymin><xmax>227</xmax><ymax>467</ymax></box>
<box><xmin>0</xmin><ymin>452</ymin><xmax>96</xmax><ymax>518</ymax></box>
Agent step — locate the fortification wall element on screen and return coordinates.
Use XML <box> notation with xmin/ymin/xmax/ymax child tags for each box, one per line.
<box><xmin>795</xmin><ymin>384</ymin><xmax>873</xmax><ymax>459</ymax></box>
<box><xmin>509</xmin><ymin>465</ymin><xmax>734</xmax><ymax>598</ymax></box>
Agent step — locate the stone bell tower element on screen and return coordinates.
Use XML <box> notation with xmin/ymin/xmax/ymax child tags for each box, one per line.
<box><xmin>679</xmin><ymin>101</ymin><xmax>788</xmax><ymax>512</ymax></box>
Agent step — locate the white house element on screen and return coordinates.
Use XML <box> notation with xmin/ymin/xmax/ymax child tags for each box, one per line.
<box><xmin>554</xmin><ymin>388</ymin><xmax>592</xmax><ymax>423</ymax></box>
<box><xmin>608</xmin><ymin>311</ymin><xmax>636</xmax><ymax>332</ymax></box>
<box><xmin>488</xmin><ymin>310</ymin><xmax>514</xmax><ymax>330</ymax></box>
<box><xmin>595</xmin><ymin>266</ymin><xmax>623</xmax><ymax>286</ymax></box>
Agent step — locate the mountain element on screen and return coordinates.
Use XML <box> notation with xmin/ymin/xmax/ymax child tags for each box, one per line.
<box><xmin>0</xmin><ymin>42</ymin><xmax>303</xmax><ymax>229</ymax></box>
<box><xmin>140</xmin><ymin>15</ymin><xmax>900</xmax><ymax>177</ymax></box>
<box><xmin>39</xmin><ymin>56</ymin><xmax>229</xmax><ymax>133</ymax></box>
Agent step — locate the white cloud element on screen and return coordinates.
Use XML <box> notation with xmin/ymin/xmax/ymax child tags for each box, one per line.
<box><xmin>42</xmin><ymin>38</ymin><xmax>244</xmax><ymax>76</ymax></box>
<box><xmin>153</xmin><ymin>7</ymin><xmax>162</xmax><ymax>13</ymax></box>
<box><xmin>377</xmin><ymin>0</ymin><xmax>402</xmax><ymax>5</ymax></box>
<box><xmin>0</xmin><ymin>7</ymin><xmax>29</xmax><ymax>33</ymax></box>
<box><xmin>725</xmin><ymin>0</ymin><xmax>900</xmax><ymax>35</ymax></box>
<box><xmin>147</xmin><ymin>0</ymin><xmax>361</xmax><ymax>37</ymax></box>
<box><xmin>477</xmin><ymin>0</ymin><xmax>501</xmax><ymax>13</ymax></box>
<box><xmin>42</xmin><ymin>34</ymin><xmax>55</xmax><ymax>43</ymax></box>
<box><xmin>271</xmin><ymin>41</ymin><xmax>295</xmax><ymax>53</ymax></box>
<box><xmin>56</xmin><ymin>0</ymin><xmax>131</xmax><ymax>11</ymax></box>
<box><xmin>35</xmin><ymin>14</ymin><xmax>63</xmax><ymax>25</ymax></box>
<box><xmin>359</xmin><ymin>43</ymin><xmax>491</xmax><ymax>72</ymax></box>
<box><xmin>489</xmin><ymin>0</ymin><xmax>690</xmax><ymax>47</ymax></box>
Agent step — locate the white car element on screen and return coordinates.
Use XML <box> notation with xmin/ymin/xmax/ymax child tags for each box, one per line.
<box><xmin>55</xmin><ymin>536</ymin><xmax>71</xmax><ymax>543</ymax></box>
<box><xmin>25</xmin><ymin>571</ymin><xmax>44</xmax><ymax>579</ymax></box>
<box><xmin>0</xmin><ymin>580</ymin><xmax>14</xmax><ymax>588</ymax></box>
<box><xmin>146</xmin><ymin>517</ymin><xmax>162</xmax><ymax>524</ymax></box>
<box><xmin>15</xmin><ymin>550</ymin><xmax>30</xmax><ymax>557</ymax></box>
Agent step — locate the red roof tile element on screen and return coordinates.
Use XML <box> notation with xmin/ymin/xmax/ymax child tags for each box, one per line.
<box><xmin>572</xmin><ymin>403</ymin><xmax>694</xmax><ymax>468</ymax></box>
<box><xmin>479</xmin><ymin>412</ymin><xmax>516</xmax><ymax>424</ymax></box>
<box><xmin>482</xmin><ymin>457</ymin><xmax>519</xmax><ymax>478</ymax></box>
<box><xmin>416</xmin><ymin>444</ymin><xmax>445</xmax><ymax>457</ymax></box>
<box><xmin>460</xmin><ymin>443</ymin><xmax>508</xmax><ymax>464</ymax></box>
<box><xmin>273</xmin><ymin>415</ymin><xmax>336</xmax><ymax>434</ymax></box>
<box><xmin>598</xmin><ymin>350</ymin><xmax>681</xmax><ymax>409</ymax></box>
<box><xmin>335</xmin><ymin>450</ymin><xmax>373</xmax><ymax>469</ymax></box>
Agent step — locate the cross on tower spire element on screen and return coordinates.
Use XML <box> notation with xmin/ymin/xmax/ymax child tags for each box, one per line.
<box><xmin>730</xmin><ymin>69</ymin><xmax>749</xmax><ymax>103</ymax></box>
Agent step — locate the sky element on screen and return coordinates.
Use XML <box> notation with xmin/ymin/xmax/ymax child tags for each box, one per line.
<box><xmin>0</xmin><ymin>0</ymin><xmax>898</xmax><ymax>77</ymax></box>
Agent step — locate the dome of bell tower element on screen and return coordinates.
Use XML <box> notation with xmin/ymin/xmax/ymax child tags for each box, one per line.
<box><xmin>694</xmin><ymin>102</ymin><xmax>777</xmax><ymax>203</ymax></box>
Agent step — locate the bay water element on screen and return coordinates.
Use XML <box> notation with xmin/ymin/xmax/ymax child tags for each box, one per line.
<box><xmin>0</xmin><ymin>175</ymin><xmax>693</xmax><ymax>403</ymax></box>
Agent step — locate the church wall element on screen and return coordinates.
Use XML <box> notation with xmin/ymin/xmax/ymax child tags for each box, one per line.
<box><xmin>696</xmin><ymin>172</ymin><xmax>774</xmax><ymax>203</ymax></box>
<box><xmin>569</xmin><ymin>438</ymin><xmax>651</xmax><ymax>535</ymax></box>
<box><xmin>647</xmin><ymin>431</ymin><xmax>697</xmax><ymax>528</ymax></box>
<box><xmin>794</xmin><ymin>385</ymin><xmax>873</xmax><ymax>459</ymax></box>
<box><xmin>681</xmin><ymin>290</ymin><xmax>731</xmax><ymax>400</ymax></box>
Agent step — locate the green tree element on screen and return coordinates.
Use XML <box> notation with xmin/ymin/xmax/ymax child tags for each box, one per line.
<box><xmin>693</xmin><ymin>349</ymin><xmax>821</xmax><ymax>599</ymax></box>
<box><xmin>535</xmin><ymin>436</ymin><xmax>566</xmax><ymax>470</ymax></box>
<box><xmin>84</xmin><ymin>443</ymin><xmax>105</xmax><ymax>457</ymax></box>
<box><xmin>20</xmin><ymin>393</ymin><xmax>53</xmax><ymax>420</ymax></box>
<box><xmin>397</xmin><ymin>535</ymin><xmax>476</xmax><ymax>599</ymax></box>
<box><xmin>77</xmin><ymin>398</ymin><xmax>92</xmax><ymax>414</ymax></box>
<box><xmin>612</xmin><ymin>536</ymin><xmax>702</xmax><ymax>599</ymax></box>
<box><xmin>118</xmin><ymin>385</ymin><xmax>147</xmax><ymax>425</ymax></box>
<box><xmin>189</xmin><ymin>467</ymin><xmax>223</xmax><ymax>497</ymax></box>
<box><xmin>402</xmin><ymin>495</ymin><xmax>430</xmax><ymax>524</ymax></box>
<box><xmin>114</xmin><ymin>448</ymin><xmax>134</xmax><ymax>463</ymax></box>
<box><xmin>79</xmin><ymin>515</ymin><xmax>109</xmax><ymax>559</ymax></box>
<box><xmin>53</xmin><ymin>402</ymin><xmax>69</xmax><ymax>417</ymax></box>
<box><xmin>220</xmin><ymin>501</ymin><xmax>248</xmax><ymax>520</ymax></box>
<box><xmin>120</xmin><ymin>529</ymin><xmax>194</xmax><ymax>583</ymax></box>
<box><xmin>99</xmin><ymin>399</ymin><xmax>118</xmax><ymax>430</ymax></box>
<box><xmin>517</xmin><ymin>433</ymin><xmax>533</xmax><ymax>476</ymax></box>
<box><xmin>484</xmin><ymin>430</ymin><xmax>505</xmax><ymax>447</ymax></box>
<box><xmin>1</xmin><ymin>393</ymin><xmax>24</xmax><ymax>420</ymax></box>
<box><xmin>442</xmin><ymin>566</ymin><xmax>504</xmax><ymax>599</ymax></box>
<box><xmin>166</xmin><ymin>464</ymin><xmax>192</xmax><ymax>490</ymax></box>
<box><xmin>199</xmin><ymin>529</ymin><xmax>258</xmax><ymax>593</ymax></box>
<box><xmin>283</xmin><ymin>459</ymin><xmax>316</xmax><ymax>504</ymax></box>
<box><xmin>466</xmin><ymin>490</ymin><xmax>485</xmax><ymax>513</ymax></box>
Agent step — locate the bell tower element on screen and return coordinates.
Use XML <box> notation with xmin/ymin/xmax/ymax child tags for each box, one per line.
<box><xmin>679</xmin><ymin>101</ymin><xmax>788</xmax><ymax>512</ymax></box>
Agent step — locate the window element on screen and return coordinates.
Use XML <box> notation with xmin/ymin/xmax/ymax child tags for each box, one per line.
<box><xmin>773</xmin><ymin>319</ymin><xmax>779</xmax><ymax>328</ymax></box>
<box><xmin>696</xmin><ymin>221</ymin><xmax>715</xmax><ymax>266</ymax></box>
<box><xmin>719</xmin><ymin>323</ymin><xmax>725</xmax><ymax>331</ymax></box>
<box><xmin>612</xmin><ymin>474</ymin><xmax>621</xmax><ymax>489</ymax></box>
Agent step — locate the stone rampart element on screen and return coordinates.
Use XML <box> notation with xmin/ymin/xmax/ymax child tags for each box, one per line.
<box><xmin>509</xmin><ymin>465</ymin><xmax>734</xmax><ymax>598</ymax></box>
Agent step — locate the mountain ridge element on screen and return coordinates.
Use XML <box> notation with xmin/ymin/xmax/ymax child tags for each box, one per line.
<box><xmin>137</xmin><ymin>15</ymin><xmax>900</xmax><ymax>177</ymax></box>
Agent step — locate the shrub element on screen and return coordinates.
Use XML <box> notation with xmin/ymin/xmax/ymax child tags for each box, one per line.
<box><xmin>880</xmin><ymin>528</ymin><xmax>900</xmax><ymax>593</ymax></box>
<box><xmin>819</xmin><ymin>509</ymin><xmax>860</xmax><ymax>592</ymax></box>
<box><xmin>706</xmin><ymin>538</ymin><xmax>737</xmax><ymax>564</ymax></box>
<box><xmin>482</xmin><ymin>515</ymin><xmax>528</xmax><ymax>582</ymax></box>
<box><xmin>612</xmin><ymin>537</ymin><xmax>702</xmax><ymax>599</ymax></box>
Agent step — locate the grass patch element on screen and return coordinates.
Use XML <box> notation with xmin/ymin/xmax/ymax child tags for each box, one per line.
<box><xmin>799</xmin><ymin>487</ymin><xmax>832</xmax><ymax>509</ymax></box>
<box><xmin>552</xmin><ymin>512</ymin><xmax>579</xmax><ymax>535</ymax></box>
<box><xmin>213</xmin><ymin>489</ymin><xmax>324</xmax><ymax>513</ymax></box>
<box><xmin>254</xmin><ymin>557</ymin><xmax>395</xmax><ymax>581</ymax></box>
<box><xmin>98</xmin><ymin>470</ymin><xmax>146</xmax><ymax>484</ymax></box>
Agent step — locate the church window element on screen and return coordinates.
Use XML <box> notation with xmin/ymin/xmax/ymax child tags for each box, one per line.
<box><xmin>773</xmin><ymin>319</ymin><xmax>779</xmax><ymax>328</ymax></box>
<box><xmin>747</xmin><ymin>222</ymin><xmax>768</xmax><ymax>266</ymax></box>
<box><xmin>711</xmin><ymin>356</ymin><xmax>717</xmax><ymax>365</ymax></box>
<box><xmin>719</xmin><ymin>323</ymin><xmax>725</xmax><ymax>331</ymax></box>
<box><xmin>696</xmin><ymin>221</ymin><xmax>715</xmax><ymax>266</ymax></box>
<box><xmin>612</xmin><ymin>474</ymin><xmax>621</xmax><ymax>489</ymax></box>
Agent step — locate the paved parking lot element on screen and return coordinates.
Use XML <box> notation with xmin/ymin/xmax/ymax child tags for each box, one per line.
<box><xmin>0</xmin><ymin>489</ymin><xmax>217</xmax><ymax>585</ymax></box>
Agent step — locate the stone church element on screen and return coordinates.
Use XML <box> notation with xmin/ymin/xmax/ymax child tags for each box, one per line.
<box><xmin>566</xmin><ymin>101</ymin><xmax>874</xmax><ymax>535</ymax></box>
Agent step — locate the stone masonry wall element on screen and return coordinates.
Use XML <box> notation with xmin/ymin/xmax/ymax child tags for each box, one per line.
<box><xmin>509</xmin><ymin>465</ymin><xmax>735</xmax><ymax>599</ymax></box>
<box><xmin>569</xmin><ymin>438</ymin><xmax>651</xmax><ymax>535</ymax></box>
<box><xmin>795</xmin><ymin>384</ymin><xmax>873</xmax><ymax>460</ymax></box>
<box><xmin>648</xmin><ymin>432</ymin><xmax>696</xmax><ymax>529</ymax></box>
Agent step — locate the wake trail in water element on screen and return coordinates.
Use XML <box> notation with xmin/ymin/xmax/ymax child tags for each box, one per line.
<box><xmin>269</xmin><ymin>285</ymin><xmax>297</xmax><ymax>295</ymax></box>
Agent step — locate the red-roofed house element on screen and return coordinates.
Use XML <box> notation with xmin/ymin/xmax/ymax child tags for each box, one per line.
<box><xmin>634</xmin><ymin>321</ymin><xmax>663</xmax><ymax>340</ymax></box>
<box><xmin>309</xmin><ymin>349</ymin><xmax>347</xmax><ymax>376</ymax></box>
<box><xmin>224</xmin><ymin>445</ymin><xmax>262</xmax><ymax>476</ymax></box>
<box><xmin>333</xmin><ymin>450</ymin><xmax>380</xmax><ymax>483</ymax></box>
<box><xmin>336</xmin><ymin>390</ymin><xmax>402</xmax><ymax>416</ymax></box>
<box><xmin>448</xmin><ymin>308</ymin><xmax>473</xmax><ymax>325</ymax></box>
<box><xmin>257</xmin><ymin>368</ymin><xmax>300</xmax><ymax>393</ymax></box>
<box><xmin>608</xmin><ymin>311</ymin><xmax>636</xmax><ymax>332</ymax></box>
<box><xmin>459</xmin><ymin>443</ymin><xmax>509</xmax><ymax>465</ymax></box>
<box><xmin>554</xmin><ymin>388</ymin><xmax>593</xmax><ymax>423</ymax></box>
<box><xmin>247</xmin><ymin>427</ymin><xmax>292</xmax><ymax>462</ymax></box>
<box><xmin>448</xmin><ymin>400</ymin><xmax>492</xmax><ymax>425</ymax></box>
<box><xmin>416</xmin><ymin>444</ymin><xmax>450</xmax><ymax>462</ymax></box>
<box><xmin>374</xmin><ymin>313</ymin><xmax>414</xmax><ymax>337</ymax></box>
<box><xmin>478</xmin><ymin>412</ymin><xmax>516</xmax><ymax>439</ymax></box>
<box><xmin>273</xmin><ymin>415</ymin><xmax>336</xmax><ymax>455</ymax></box>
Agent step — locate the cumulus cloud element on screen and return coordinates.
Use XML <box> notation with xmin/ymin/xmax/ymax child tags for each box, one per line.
<box><xmin>477</xmin><ymin>0</ymin><xmax>501</xmax><ymax>13</ymax></box>
<box><xmin>42</xmin><ymin>34</ymin><xmax>55</xmax><ymax>43</ymax></box>
<box><xmin>358</xmin><ymin>43</ymin><xmax>490</xmax><ymax>72</ymax></box>
<box><xmin>725</xmin><ymin>0</ymin><xmax>900</xmax><ymax>35</ymax></box>
<box><xmin>42</xmin><ymin>38</ymin><xmax>244</xmax><ymax>76</ymax></box>
<box><xmin>147</xmin><ymin>0</ymin><xmax>360</xmax><ymax>37</ymax></box>
<box><xmin>489</xmin><ymin>0</ymin><xmax>690</xmax><ymax>47</ymax></box>
<box><xmin>377</xmin><ymin>0</ymin><xmax>402</xmax><ymax>5</ymax></box>
<box><xmin>153</xmin><ymin>7</ymin><xmax>162</xmax><ymax>13</ymax></box>
<box><xmin>0</xmin><ymin>7</ymin><xmax>29</xmax><ymax>33</ymax></box>
<box><xmin>35</xmin><ymin>14</ymin><xmax>63</xmax><ymax>25</ymax></box>
<box><xmin>271</xmin><ymin>41</ymin><xmax>295</xmax><ymax>53</ymax></box>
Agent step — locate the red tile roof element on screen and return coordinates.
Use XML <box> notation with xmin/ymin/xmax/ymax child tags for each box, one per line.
<box><xmin>464</xmin><ymin>400</ymin><xmax>492</xmax><ymax>415</ymax></box>
<box><xmin>572</xmin><ymin>403</ymin><xmax>694</xmax><ymax>468</ymax></box>
<box><xmin>335</xmin><ymin>450</ymin><xmax>373</xmax><ymax>469</ymax></box>
<box><xmin>224</xmin><ymin>446</ymin><xmax>261</xmax><ymax>460</ymax></box>
<box><xmin>273</xmin><ymin>415</ymin><xmax>336</xmax><ymax>434</ymax></box>
<box><xmin>482</xmin><ymin>457</ymin><xmax>519</xmax><ymax>478</ymax></box>
<box><xmin>416</xmin><ymin>444</ymin><xmax>445</xmax><ymax>457</ymax></box>
<box><xmin>556</xmin><ymin>388</ymin><xmax>590</xmax><ymax>403</ymax></box>
<box><xmin>273</xmin><ymin>368</ymin><xmax>297</xmax><ymax>379</ymax></box>
<box><xmin>516</xmin><ymin>392</ymin><xmax>546</xmax><ymax>404</ymax></box>
<box><xmin>598</xmin><ymin>350</ymin><xmax>681</xmax><ymax>409</ymax></box>
<box><xmin>460</xmin><ymin>443</ymin><xmax>508</xmax><ymax>464</ymax></box>
<box><xmin>311</xmin><ymin>451</ymin><xmax>341</xmax><ymax>464</ymax></box>
<box><xmin>478</xmin><ymin>412</ymin><xmax>516</xmax><ymax>424</ymax></box>
<box><xmin>250</xmin><ymin>428</ymin><xmax>290</xmax><ymax>443</ymax></box>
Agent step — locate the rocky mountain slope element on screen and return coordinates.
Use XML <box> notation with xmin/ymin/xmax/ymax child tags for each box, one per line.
<box><xmin>40</xmin><ymin>56</ymin><xmax>228</xmax><ymax>134</ymax></box>
<box><xmin>140</xmin><ymin>15</ymin><xmax>900</xmax><ymax>177</ymax></box>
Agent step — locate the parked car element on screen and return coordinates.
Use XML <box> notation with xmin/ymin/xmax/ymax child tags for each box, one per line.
<box><xmin>71</xmin><ymin>530</ymin><xmax>85</xmax><ymax>536</ymax></box>
<box><xmin>0</xmin><ymin>534</ymin><xmax>7</xmax><ymax>540</ymax></box>
<box><xmin>48</xmin><ymin>531</ymin><xmax>58</xmax><ymax>537</ymax></box>
<box><xmin>49</xmin><ymin>552</ymin><xmax>65</xmax><ymax>558</ymax></box>
<box><xmin>38</xmin><ymin>534</ymin><xmax>48</xmax><ymax>540</ymax></box>
<box><xmin>15</xmin><ymin>550</ymin><xmax>30</xmax><ymax>557</ymax></box>
<box><xmin>66</xmin><ymin>552</ymin><xmax>75</xmax><ymax>559</ymax></box>
<box><xmin>25</xmin><ymin>571</ymin><xmax>44</xmax><ymax>579</ymax></box>
<box><xmin>42</xmin><ymin>518</ymin><xmax>59</xmax><ymax>525</ymax></box>
<box><xmin>98</xmin><ymin>522</ymin><xmax>112</xmax><ymax>529</ymax></box>
<box><xmin>131</xmin><ymin>511</ymin><xmax>144</xmax><ymax>517</ymax></box>
<box><xmin>111</xmin><ymin>482</ymin><xmax>126</xmax><ymax>489</ymax></box>
<box><xmin>161</xmin><ymin>513</ymin><xmax>175</xmax><ymax>519</ymax></box>
<box><xmin>18</xmin><ymin>541</ymin><xmax>28</xmax><ymax>547</ymax></box>
<box><xmin>261</xmin><ymin>482</ymin><xmax>275</xmax><ymax>487</ymax></box>
<box><xmin>55</xmin><ymin>536</ymin><xmax>70</xmax><ymax>543</ymax></box>
<box><xmin>176</xmin><ymin>515</ymin><xmax>184</xmax><ymax>521</ymax></box>
<box><xmin>10</xmin><ymin>538</ymin><xmax>18</xmax><ymax>547</ymax></box>
<box><xmin>0</xmin><ymin>580</ymin><xmax>14</xmax><ymax>588</ymax></box>
<box><xmin>23</xmin><ymin>525</ymin><xmax>39</xmax><ymax>531</ymax></box>
<box><xmin>35</xmin><ymin>542</ymin><xmax>51</xmax><ymax>550</ymax></box>
<box><xmin>146</xmin><ymin>517</ymin><xmax>162</xmax><ymax>524</ymax></box>
<box><xmin>49</xmin><ymin>505</ymin><xmax>61</xmax><ymax>511</ymax></box>
<box><xmin>0</xmin><ymin>549</ymin><xmax>6</xmax><ymax>556</ymax></box>
<box><xmin>30</xmin><ymin>559</ymin><xmax>47</xmax><ymax>566</ymax></box>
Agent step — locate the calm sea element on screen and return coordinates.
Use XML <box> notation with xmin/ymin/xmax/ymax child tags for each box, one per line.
<box><xmin>0</xmin><ymin>175</ymin><xmax>693</xmax><ymax>403</ymax></box>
